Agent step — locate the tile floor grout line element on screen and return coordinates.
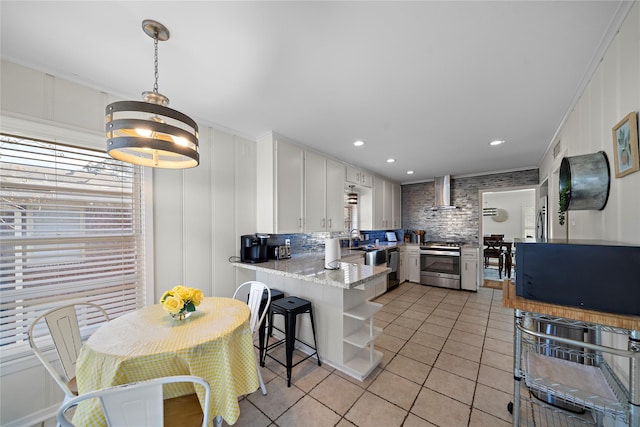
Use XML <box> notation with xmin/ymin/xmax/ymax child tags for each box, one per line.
<box><xmin>241</xmin><ymin>283</ymin><xmax>517</xmax><ymax>427</ymax></box>
<box><xmin>379</xmin><ymin>286</ymin><xmax>483</xmax><ymax>426</ymax></box>
<box><xmin>465</xmin><ymin>287</ymin><xmax>497</xmax><ymax>426</ymax></box>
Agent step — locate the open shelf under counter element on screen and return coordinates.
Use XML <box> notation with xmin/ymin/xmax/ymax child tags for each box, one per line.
<box><xmin>343</xmin><ymin>348</ymin><xmax>384</xmax><ymax>381</ymax></box>
<box><xmin>344</xmin><ymin>300</ymin><xmax>383</xmax><ymax>320</ymax></box>
<box><xmin>239</xmin><ymin>256</ymin><xmax>388</xmax><ymax>382</ymax></box>
<box><xmin>342</xmin><ymin>298</ymin><xmax>383</xmax><ymax>381</ymax></box>
<box><xmin>344</xmin><ymin>325</ymin><xmax>382</xmax><ymax>348</ymax></box>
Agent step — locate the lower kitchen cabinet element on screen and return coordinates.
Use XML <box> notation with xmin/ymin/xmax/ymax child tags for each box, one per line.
<box><xmin>399</xmin><ymin>246</ymin><xmax>407</xmax><ymax>283</ymax></box>
<box><xmin>407</xmin><ymin>246</ymin><xmax>420</xmax><ymax>283</ymax></box>
<box><xmin>364</xmin><ymin>276</ymin><xmax>387</xmax><ymax>300</ymax></box>
<box><xmin>461</xmin><ymin>247</ymin><xmax>478</xmax><ymax>291</ymax></box>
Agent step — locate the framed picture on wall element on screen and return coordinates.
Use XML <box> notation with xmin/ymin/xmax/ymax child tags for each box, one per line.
<box><xmin>611</xmin><ymin>112</ymin><xmax>639</xmax><ymax>178</ymax></box>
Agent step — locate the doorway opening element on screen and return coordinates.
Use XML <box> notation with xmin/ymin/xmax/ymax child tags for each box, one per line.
<box><xmin>479</xmin><ymin>187</ymin><xmax>537</xmax><ymax>287</ymax></box>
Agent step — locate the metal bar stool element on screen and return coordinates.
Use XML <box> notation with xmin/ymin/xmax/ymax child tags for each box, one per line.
<box><xmin>263</xmin><ymin>296</ymin><xmax>321</xmax><ymax>386</ymax></box>
<box><xmin>257</xmin><ymin>288</ymin><xmax>284</xmax><ymax>366</ymax></box>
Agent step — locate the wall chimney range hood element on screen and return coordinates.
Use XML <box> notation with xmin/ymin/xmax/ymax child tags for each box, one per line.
<box><xmin>433</xmin><ymin>175</ymin><xmax>456</xmax><ymax>209</ymax></box>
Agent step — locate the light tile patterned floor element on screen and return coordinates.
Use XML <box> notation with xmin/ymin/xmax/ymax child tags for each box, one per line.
<box><xmin>234</xmin><ymin>283</ymin><xmax>518</xmax><ymax>427</ymax></box>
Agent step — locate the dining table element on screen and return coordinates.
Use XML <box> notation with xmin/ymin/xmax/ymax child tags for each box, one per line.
<box><xmin>73</xmin><ymin>297</ymin><xmax>259</xmax><ymax>426</ymax></box>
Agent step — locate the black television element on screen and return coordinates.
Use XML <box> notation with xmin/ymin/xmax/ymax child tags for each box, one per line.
<box><xmin>514</xmin><ymin>239</ymin><xmax>640</xmax><ymax>316</ymax></box>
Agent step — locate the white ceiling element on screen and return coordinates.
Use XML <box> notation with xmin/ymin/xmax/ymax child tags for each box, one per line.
<box><xmin>0</xmin><ymin>1</ymin><xmax>632</xmax><ymax>184</ymax></box>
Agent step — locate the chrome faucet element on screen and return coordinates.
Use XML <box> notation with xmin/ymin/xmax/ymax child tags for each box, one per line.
<box><xmin>349</xmin><ymin>229</ymin><xmax>360</xmax><ymax>249</ymax></box>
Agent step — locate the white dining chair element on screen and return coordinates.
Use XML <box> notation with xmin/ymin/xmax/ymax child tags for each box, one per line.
<box><xmin>28</xmin><ymin>302</ymin><xmax>110</xmax><ymax>403</ymax></box>
<box><xmin>233</xmin><ymin>281</ymin><xmax>271</xmax><ymax>395</ymax></box>
<box><xmin>56</xmin><ymin>375</ymin><xmax>212</xmax><ymax>427</ymax></box>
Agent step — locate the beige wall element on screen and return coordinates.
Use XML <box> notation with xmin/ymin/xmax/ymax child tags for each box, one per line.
<box><xmin>0</xmin><ymin>59</ymin><xmax>257</xmax><ymax>426</ymax></box>
<box><xmin>538</xmin><ymin>2</ymin><xmax>639</xmax><ymax>390</ymax></box>
<box><xmin>539</xmin><ymin>2</ymin><xmax>640</xmax><ymax>244</ymax></box>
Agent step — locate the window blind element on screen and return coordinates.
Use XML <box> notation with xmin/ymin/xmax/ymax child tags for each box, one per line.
<box><xmin>0</xmin><ymin>133</ymin><xmax>145</xmax><ymax>357</ymax></box>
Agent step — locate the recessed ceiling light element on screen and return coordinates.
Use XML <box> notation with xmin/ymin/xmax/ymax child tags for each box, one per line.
<box><xmin>489</xmin><ymin>140</ymin><xmax>506</xmax><ymax>146</ymax></box>
<box><xmin>407</xmin><ymin>170</ymin><xmax>414</xmax><ymax>175</ymax></box>
<box><xmin>387</xmin><ymin>158</ymin><xmax>395</xmax><ymax>163</ymax></box>
<box><xmin>353</xmin><ymin>140</ymin><xmax>364</xmax><ymax>147</ymax></box>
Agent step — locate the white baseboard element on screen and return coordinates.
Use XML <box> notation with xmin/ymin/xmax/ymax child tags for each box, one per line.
<box><xmin>3</xmin><ymin>404</ymin><xmax>57</xmax><ymax>427</ymax></box>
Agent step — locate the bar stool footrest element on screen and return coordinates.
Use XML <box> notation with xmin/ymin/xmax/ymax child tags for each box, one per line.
<box><xmin>264</xmin><ymin>347</ymin><xmax>320</xmax><ymax>370</ymax></box>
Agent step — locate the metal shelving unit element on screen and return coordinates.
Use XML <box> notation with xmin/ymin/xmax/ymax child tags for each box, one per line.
<box><xmin>511</xmin><ymin>310</ymin><xmax>640</xmax><ymax>427</ymax></box>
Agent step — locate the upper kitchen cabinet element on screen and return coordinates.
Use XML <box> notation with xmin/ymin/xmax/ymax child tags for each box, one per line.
<box><xmin>373</xmin><ymin>177</ymin><xmax>390</xmax><ymax>229</ymax></box>
<box><xmin>257</xmin><ymin>133</ymin><xmax>304</xmax><ymax>234</ymax></box>
<box><xmin>346</xmin><ymin>166</ymin><xmax>373</xmax><ymax>188</ymax></box>
<box><xmin>392</xmin><ymin>182</ymin><xmax>401</xmax><ymax>229</ymax></box>
<box><xmin>373</xmin><ymin>177</ymin><xmax>401</xmax><ymax>230</ymax></box>
<box><xmin>305</xmin><ymin>151</ymin><xmax>345</xmax><ymax>232</ymax></box>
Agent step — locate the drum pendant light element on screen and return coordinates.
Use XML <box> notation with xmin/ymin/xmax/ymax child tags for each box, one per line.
<box><xmin>106</xmin><ymin>20</ymin><xmax>199</xmax><ymax>168</ymax></box>
<box><xmin>347</xmin><ymin>185</ymin><xmax>358</xmax><ymax>205</ymax></box>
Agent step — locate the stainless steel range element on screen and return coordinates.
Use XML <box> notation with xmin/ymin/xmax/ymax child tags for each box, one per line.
<box><xmin>419</xmin><ymin>242</ymin><xmax>462</xmax><ymax>289</ymax></box>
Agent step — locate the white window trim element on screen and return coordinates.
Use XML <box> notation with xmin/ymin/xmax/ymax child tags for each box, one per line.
<box><xmin>0</xmin><ymin>114</ymin><xmax>155</xmax><ymax>364</ymax></box>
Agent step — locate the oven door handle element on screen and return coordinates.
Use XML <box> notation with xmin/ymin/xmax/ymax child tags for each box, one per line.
<box><xmin>420</xmin><ymin>250</ymin><xmax>460</xmax><ymax>257</ymax></box>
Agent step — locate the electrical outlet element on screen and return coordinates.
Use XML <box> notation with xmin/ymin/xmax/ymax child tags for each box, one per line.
<box><xmin>285</xmin><ymin>239</ymin><xmax>290</xmax><ymax>246</ymax></box>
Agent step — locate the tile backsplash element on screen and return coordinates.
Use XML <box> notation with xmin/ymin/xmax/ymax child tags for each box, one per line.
<box><xmin>402</xmin><ymin>169</ymin><xmax>539</xmax><ymax>244</ymax></box>
<box><xmin>267</xmin><ymin>230</ymin><xmax>399</xmax><ymax>254</ymax></box>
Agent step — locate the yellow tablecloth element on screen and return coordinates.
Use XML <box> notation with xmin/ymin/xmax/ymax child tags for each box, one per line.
<box><xmin>73</xmin><ymin>297</ymin><xmax>259</xmax><ymax>426</ymax></box>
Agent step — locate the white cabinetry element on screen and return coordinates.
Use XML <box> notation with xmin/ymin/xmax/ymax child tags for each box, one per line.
<box><xmin>257</xmin><ymin>133</ymin><xmax>345</xmax><ymax>234</ymax></box>
<box><xmin>305</xmin><ymin>152</ymin><xmax>345</xmax><ymax>232</ymax></box>
<box><xmin>326</xmin><ymin>159</ymin><xmax>345</xmax><ymax>232</ymax></box>
<box><xmin>382</xmin><ymin>180</ymin><xmax>392</xmax><ymax>229</ymax></box>
<box><xmin>399</xmin><ymin>246</ymin><xmax>407</xmax><ymax>283</ymax></box>
<box><xmin>346</xmin><ymin>166</ymin><xmax>372</xmax><ymax>188</ymax></box>
<box><xmin>392</xmin><ymin>183</ymin><xmax>401</xmax><ymax>229</ymax></box>
<box><xmin>373</xmin><ymin>177</ymin><xmax>401</xmax><ymax>230</ymax></box>
<box><xmin>461</xmin><ymin>248</ymin><xmax>478</xmax><ymax>291</ymax></box>
<box><xmin>373</xmin><ymin>176</ymin><xmax>388</xmax><ymax>229</ymax></box>
<box><xmin>407</xmin><ymin>246</ymin><xmax>420</xmax><ymax>283</ymax></box>
<box><xmin>257</xmin><ymin>133</ymin><xmax>303</xmax><ymax>233</ymax></box>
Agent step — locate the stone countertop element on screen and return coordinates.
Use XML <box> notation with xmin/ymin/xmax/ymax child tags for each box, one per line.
<box><xmin>233</xmin><ymin>253</ymin><xmax>390</xmax><ymax>289</ymax></box>
<box><xmin>349</xmin><ymin>242</ymin><xmax>478</xmax><ymax>249</ymax></box>
<box><xmin>343</xmin><ymin>242</ymin><xmax>405</xmax><ymax>254</ymax></box>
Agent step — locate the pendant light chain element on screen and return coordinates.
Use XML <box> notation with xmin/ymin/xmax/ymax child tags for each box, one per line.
<box><xmin>153</xmin><ymin>35</ymin><xmax>159</xmax><ymax>94</ymax></box>
<box><xmin>106</xmin><ymin>19</ymin><xmax>199</xmax><ymax>168</ymax></box>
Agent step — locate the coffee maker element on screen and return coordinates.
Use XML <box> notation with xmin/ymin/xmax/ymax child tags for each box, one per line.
<box><xmin>240</xmin><ymin>234</ymin><xmax>269</xmax><ymax>263</ymax></box>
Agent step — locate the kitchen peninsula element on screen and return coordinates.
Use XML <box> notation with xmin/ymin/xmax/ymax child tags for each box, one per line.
<box><xmin>234</xmin><ymin>253</ymin><xmax>389</xmax><ymax>380</ymax></box>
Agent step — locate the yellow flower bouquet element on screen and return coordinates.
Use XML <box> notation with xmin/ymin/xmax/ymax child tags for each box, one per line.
<box><xmin>160</xmin><ymin>285</ymin><xmax>204</xmax><ymax>320</ymax></box>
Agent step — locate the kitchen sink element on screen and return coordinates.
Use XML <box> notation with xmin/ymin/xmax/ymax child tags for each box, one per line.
<box><xmin>354</xmin><ymin>245</ymin><xmax>377</xmax><ymax>252</ymax></box>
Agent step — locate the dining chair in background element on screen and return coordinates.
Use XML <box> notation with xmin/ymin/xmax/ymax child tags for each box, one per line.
<box><xmin>28</xmin><ymin>302</ymin><xmax>110</xmax><ymax>403</ymax></box>
<box><xmin>233</xmin><ymin>281</ymin><xmax>271</xmax><ymax>396</ymax></box>
<box><xmin>56</xmin><ymin>375</ymin><xmax>211</xmax><ymax>427</ymax></box>
<box><xmin>483</xmin><ymin>235</ymin><xmax>505</xmax><ymax>278</ymax></box>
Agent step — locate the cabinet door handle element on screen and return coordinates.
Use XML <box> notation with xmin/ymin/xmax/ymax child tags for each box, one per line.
<box><xmin>322</xmin><ymin>218</ymin><xmax>325</xmax><ymax>228</ymax></box>
<box><xmin>328</xmin><ymin>218</ymin><xmax>332</xmax><ymax>228</ymax></box>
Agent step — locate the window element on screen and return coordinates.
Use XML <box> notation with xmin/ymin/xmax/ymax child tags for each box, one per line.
<box><xmin>0</xmin><ymin>134</ymin><xmax>145</xmax><ymax>358</ymax></box>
